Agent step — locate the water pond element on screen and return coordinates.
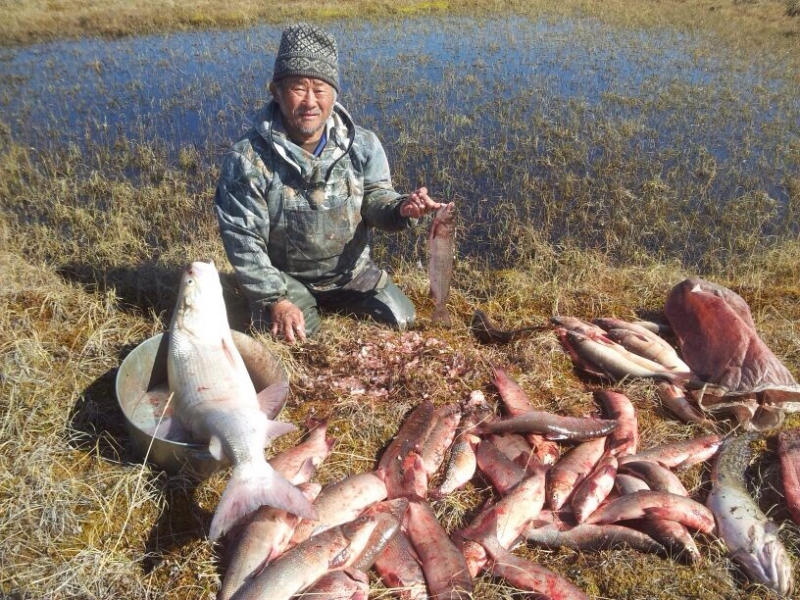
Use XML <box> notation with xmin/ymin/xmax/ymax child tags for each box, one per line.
<box><xmin>1</xmin><ymin>16</ymin><xmax>798</xmax><ymax>263</ymax></box>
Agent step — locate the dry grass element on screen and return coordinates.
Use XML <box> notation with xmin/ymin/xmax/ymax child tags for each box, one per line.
<box><xmin>1</xmin><ymin>0</ymin><xmax>798</xmax><ymax>47</ymax></box>
<box><xmin>2</xmin><ymin>0</ymin><xmax>800</xmax><ymax>598</ymax></box>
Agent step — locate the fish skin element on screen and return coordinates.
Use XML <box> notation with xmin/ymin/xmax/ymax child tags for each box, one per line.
<box><xmin>461</xmin><ymin>469</ymin><xmax>548</xmax><ymax>552</ymax></box>
<box><xmin>656</xmin><ymin>382</ymin><xmax>716</xmax><ymax>429</ymax></box>
<box><xmin>372</xmin><ymin>529</ymin><xmax>428</xmax><ymax>600</ymax></box>
<box><xmin>404</xmin><ymin>499</ymin><xmax>473</xmax><ymax>599</ymax></box>
<box><xmin>626</xmin><ymin>519</ymin><xmax>701</xmax><ymax>564</ymax></box>
<box><xmin>584</xmin><ymin>490</ymin><xmax>716</xmax><ymax>535</ymax></box>
<box><xmin>558</xmin><ymin>328</ymin><xmax>692</xmax><ymax>384</ymax></box>
<box><xmin>300</xmin><ymin>569</ymin><xmax>370</xmax><ymax>599</ymax></box>
<box><xmin>456</xmin><ymin>471</ymin><xmax>549</xmax><ymax>577</ymax></box>
<box><xmin>593</xmin><ymin>317</ymin><xmax>683</xmax><ymax>358</ymax></box>
<box><xmin>524</xmin><ymin>522</ymin><xmax>665</xmax><ymax>555</ymax></box>
<box><xmin>491</xmin><ymin>365</ymin><xmax>560</xmax><ymax>464</ymax></box>
<box><xmin>707</xmin><ymin>432</ymin><xmax>794</xmax><ymax>596</ymax></box>
<box><xmin>428</xmin><ymin>202</ymin><xmax>456</xmax><ymax>327</ymax></box>
<box><xmin>482</xmin><ymin>539</ymin><xmax>589</xmax><ymax>600</ymax></box>
<box><xmin>479</xmin><ymin>410</ymin><xmax>618</xmax><ymax>443</ymax></box>
<box><xmin>232</xmin><ymin>515</ymin><xmax>379</xmax><ymax>600</ymax></box>
<box><xmin>604</xmin><ymin>327</ymin><xmax>692</xmax><ymax>373</ymax></box>
<box><xmin>434</xmin><ymin>432</ymin><xmax>480</xmax><ymax>497</ymax></box>
<box><xmin>419</xmin><ymin>404</ymin><xmax>462</xmax><ymax>477</ymax></box>
<box><xmin>268</xmin><ymin>417</ymin><xmax>335</xmax><ymax>485</ymax></box>
<box><xmin>492</xmin><ymin>434</ymin><xmax>547</xmax><ymax>480</ymax></box>
<box><xmin>352</xmin><ymin>498</ymin><xmax>407</xmax><ymax>571</ymax></box>
<box><xmin>218</xmin><ymin>482</ymin><xmax>321</xmax><ymax>600</ymax></box>
<box><xmin>571</xmin><ymin>453</ymin><xmax>618</xmax><ymax>524</ymax></box>
<box><xmin>489</xmin><ymin>433</ymin><xmax>533</xmax><ymax>464</ymax></box>
<box><xmin>618</xmin><ymin>459</ymin><xmax>689</xmax><ymax>497</ymax></box>
<box><xmin>166</xmin><ymin>261</ymin><xmax>316</xmax><ymax>541</ymax></box>
<box><xmin>778</xmin><ymin>429</ymin><xmax>800</xmax><ymax>526</ymax></box>
<box><xmin>476</xmin><ymin>438</ymin><xmax>527</xmax><ymax>495</ymax></box>
<box><xmin>593</xmin><ymin>390</ymin><xmax>638</xmax><ymax>457</ymax></box>
<box><xmin>288</xmin><ymin>471</ymin><xmax>388</xmax><ymax>547</ymax></box>
<box><xmin>434</xmin><ymin>396</ymin><xmax>491</xmax><ymax>496</ymax></box>
<box><xmin>618</xmin><ymin>433</ymin><xmax>723</xmax><ymax>470</ymax></box>
<box><xmin>550</xmin><ymin>315</ymin><xmax>607</xmax><ymax>337</ymax></box>
<box><xmin>379</xmin><ymin>400</ymin><xmax>436</xmax><ymax>499</ymax></box>
<box><xmin>546</xmin><ymin>437</ymin><xmax>607</xmax><ymax>511</ymax></box>
<box><xmin>614</xmin><ymin>473</ymin><xmax>650</xmax><ymax>495</ymax></box>
<box><xmin>400</xmin><ymin>451</ymin><xmax>429</xmax><ymax>500</ymax></box>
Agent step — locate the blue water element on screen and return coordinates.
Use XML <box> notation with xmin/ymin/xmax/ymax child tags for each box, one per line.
<box><xmin>1</xmin><ymin>16</ymin><xmax>798</xmax><ymax>259</ymax></box>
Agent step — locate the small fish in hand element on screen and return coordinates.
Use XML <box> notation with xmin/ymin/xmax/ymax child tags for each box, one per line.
<box><xmin>428</xmin><ymin>202</ymin><xmax>456</xmax><ymax>326</ymax></box>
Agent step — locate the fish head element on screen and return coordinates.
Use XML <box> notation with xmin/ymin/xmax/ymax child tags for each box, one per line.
<box><xmin>430</xmin><ymin>202</ymin><xmax>456</xmax><ymax>238</ymax></box>
<box><xmin>170</xmin><ymin>261</ymin><xmax>228</xmax><ymax>335</ymax></box>
<box><xmin>731</xmin><ymin>530</ymin><xmax>794</xmax><ymax>596</ymax></box>
<box><xmin>329</xmin><ymin>516</ymin><xmax>380</xmax><ymax>569</ymax></box>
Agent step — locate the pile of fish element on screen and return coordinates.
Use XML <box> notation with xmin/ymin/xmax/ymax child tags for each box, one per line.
<box><xmin>550</xmin><ymin>277</ymin><xmax>800</xmax><ymax>431</ymax></box>
<box><xmin>160</xmin><ymin>261</ymin><xmax>796</xmax><ymax>598</ymax></box>
<box><xmin>220</xmin><ymin>368</ymin><xmax>796</xmax><ymax>598</ymax></box>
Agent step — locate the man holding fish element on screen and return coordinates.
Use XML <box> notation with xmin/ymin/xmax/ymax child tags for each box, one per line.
<box><xmin>215</xmin><ymin>22</ymin><xmax>446</xmax><ymax>343</ymax></box>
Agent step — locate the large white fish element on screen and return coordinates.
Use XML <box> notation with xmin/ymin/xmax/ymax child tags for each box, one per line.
<box><xmin>167</xmin><ymin>260</ymin><xmax>317</xmax><ymax>541</ymax></box>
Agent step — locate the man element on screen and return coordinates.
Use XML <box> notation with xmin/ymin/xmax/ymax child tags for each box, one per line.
<box><xmin>215</xmin><ymin>22</ymin><xmax>441</xmax><ymax>343</ymax></box>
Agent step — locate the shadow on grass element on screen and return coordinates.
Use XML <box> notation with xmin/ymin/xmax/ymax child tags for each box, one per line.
<box><xmin>68</xmin><ymin>365</ymin><xmax>137</xmax><ymax>464</ymax></box>
<box><xmin>69</xmin><ymin>361</ymin><xmax>214</xmax><ymax>569</ymax></box>
<box><xmin>56</xmin><ymin>261</ymin><xmax>252</xmax><ymax>330</ymax></box>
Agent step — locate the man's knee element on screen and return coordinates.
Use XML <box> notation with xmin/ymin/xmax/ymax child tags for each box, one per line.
<box><xmin>375</xmin><ymin>280</ymin><xmax>416</xmax><ymax>330</ymax></box>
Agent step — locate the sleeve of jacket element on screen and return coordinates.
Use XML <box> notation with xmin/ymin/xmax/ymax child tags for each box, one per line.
<box><xmin>356</xmin><ymin>129</ymin><xmax>417</xmax><ymax>231</ymax></box>
<box><xmin>214</xmin><ymin>149</ymin><xmax>287</xmax><ymax>308</ymax></box>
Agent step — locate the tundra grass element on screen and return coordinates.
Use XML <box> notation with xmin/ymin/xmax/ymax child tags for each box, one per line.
<box><xmin>2</xmin><ymin>1</ymin><xmax>800</xmax><ymax>599</ymax></box>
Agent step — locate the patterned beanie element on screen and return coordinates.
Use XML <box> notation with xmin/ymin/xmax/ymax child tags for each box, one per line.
<box><xmin>272</xmin><ymin>23</ymin><xmax>340</xmax><ymax>92</ymax></box>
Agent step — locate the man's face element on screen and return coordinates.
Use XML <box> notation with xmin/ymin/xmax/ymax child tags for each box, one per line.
<box><xmin>271</xmin><ymin>77</ymin><xmax>336</xmax><ymax>142</ymax></box>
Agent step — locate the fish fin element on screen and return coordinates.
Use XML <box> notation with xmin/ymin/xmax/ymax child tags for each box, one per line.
<box><xmin>209</xmin><ymin>435</ymin><xmax>224</xmax><ymax>461</ymax></box>
<box><xmin>264</xmin><ymin>420</ymin><xmax>296</xmax><ymax>447</ymax></box>
<box><xmin>208</xmin><ymin>461</ymin><xmax>319</xmax><ymax>541</ymax></box>
<box><xmin>256</xmin><ymin>381</ymin><xmax>289</xmax><ymax>419</ymax></box>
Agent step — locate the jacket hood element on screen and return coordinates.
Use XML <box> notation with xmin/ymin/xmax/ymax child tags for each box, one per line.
<box><xmin>253</xmin><ymin>100</ymin><xmax>356</xmax><ymax>182</ymax></box>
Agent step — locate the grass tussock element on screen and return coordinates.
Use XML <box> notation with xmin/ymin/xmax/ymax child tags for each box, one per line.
<box><xmin>2</xmin><ymin>1</ymin><xmax>800</xmax><ymax>598</ymax></box>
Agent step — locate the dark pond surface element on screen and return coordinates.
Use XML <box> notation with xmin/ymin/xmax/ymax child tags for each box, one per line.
<box><xmin>1</xmin><ymin>16</ymin><xmax>798</xmax><ymax>262</ymax></box>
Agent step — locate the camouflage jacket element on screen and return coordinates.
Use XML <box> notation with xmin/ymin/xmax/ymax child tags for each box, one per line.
<box><xmin>215</xmin><ymin>101</ymin><xmax>413</xmax><ymax>308</ymax></box>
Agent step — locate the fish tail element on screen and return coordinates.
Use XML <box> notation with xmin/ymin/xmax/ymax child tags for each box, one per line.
<box><xmin>432</xmin><ymin>304</ymin><xmax>453</xmax><ymax>327</ymax></box>
<box><xmin>209</xmin><ymin>461</ymin><xmax>319</xmax><ymax>541</ymax></box>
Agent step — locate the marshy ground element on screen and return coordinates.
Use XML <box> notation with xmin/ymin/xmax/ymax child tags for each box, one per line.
<box><xmin>1</xmin><ymin>1</ymin><xmax>800</xmax><ymax>598</ymax></box>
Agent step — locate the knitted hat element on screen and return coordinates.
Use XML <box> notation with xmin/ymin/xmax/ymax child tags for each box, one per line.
<box><xmin>272</xmin><ymin>23</ymin><xmax>340</xmax><ymax>92</ymax></box>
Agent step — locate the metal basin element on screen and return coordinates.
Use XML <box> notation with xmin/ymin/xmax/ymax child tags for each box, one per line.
<box><xmin>116</xmin><ymin>330</ymin><xmax>288</xmax><ymax>478</ymax></box>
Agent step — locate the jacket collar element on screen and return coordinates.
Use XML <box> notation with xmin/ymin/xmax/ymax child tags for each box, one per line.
<box><xmin>254</xmin><ymin>100</ymin><xmax>356</xmax><ymax>180</ymax></box>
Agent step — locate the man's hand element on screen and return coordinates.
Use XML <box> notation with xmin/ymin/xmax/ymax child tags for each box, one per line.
<box><xmin>270</xmin><ymin>299</ymin><xmax>307</xmax><ymax>343</ymax></box>
<box><xmin>399</xmin><ymin>187</ymin><xmax>442</xmax><ymax>219</ymax></box>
